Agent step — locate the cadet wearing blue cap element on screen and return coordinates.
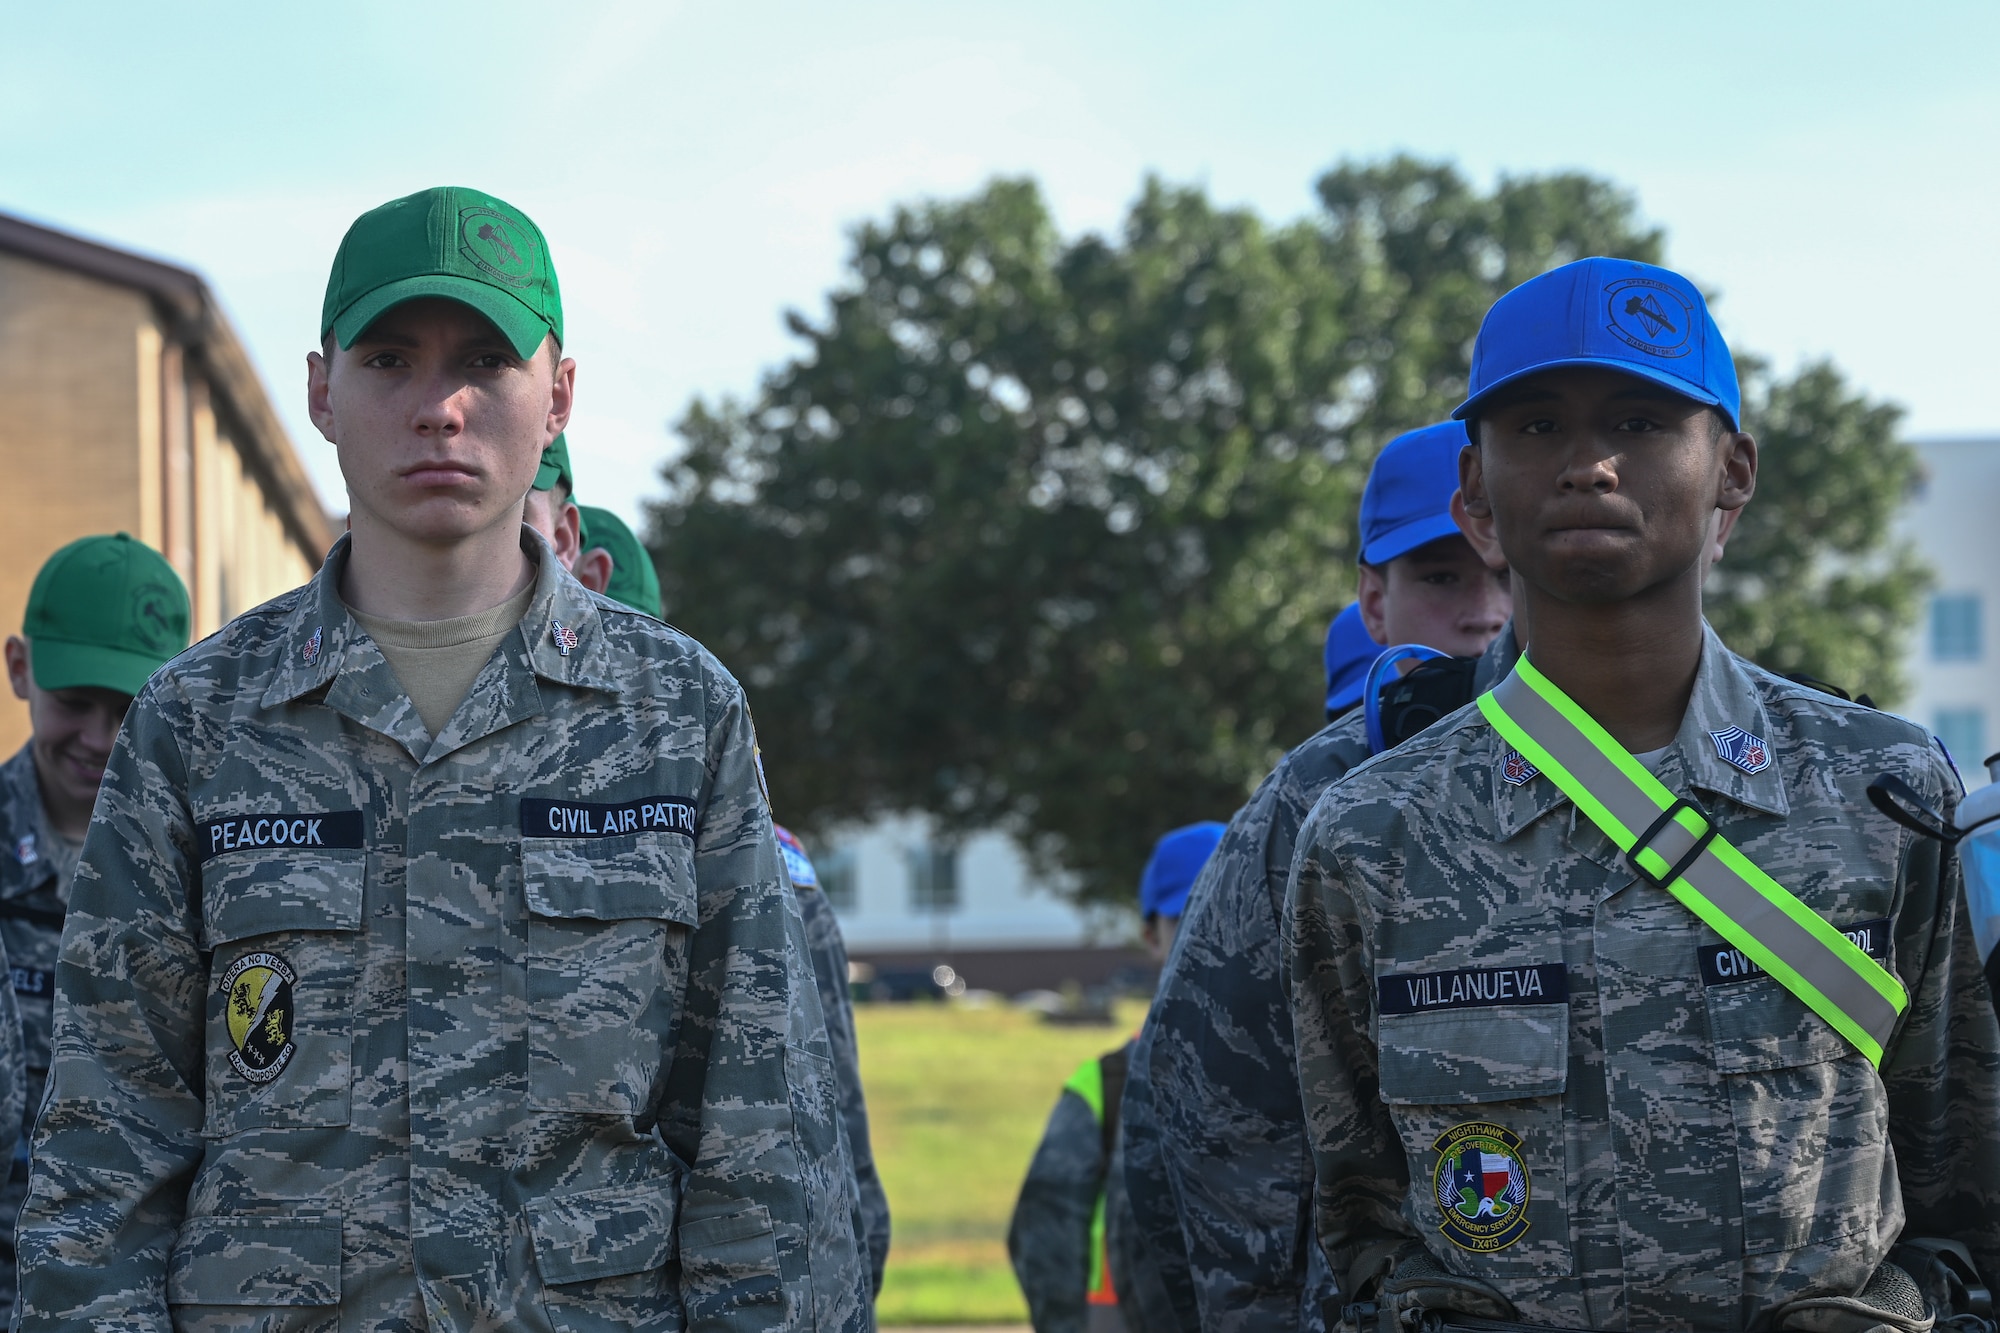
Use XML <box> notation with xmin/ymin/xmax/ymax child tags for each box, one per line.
<box><xmin>1289</xmin><ymin>258</ymin><xmax>2000</xmax><ymax>1333</ymax></box>
<box><xmin>1119</xmin><ymin>424</ymin><xmax>1517</xmax><ymax>1333</ymax></box>
<box><xmin>1323</xmin><ymin>604</ymin><xmax>1380</xmax><ymax>718</ymax></box>
<box><xmin>1010</xmin><ymin>823</ymin><xmax>1224</xmax><ymax>1333</ymax></box>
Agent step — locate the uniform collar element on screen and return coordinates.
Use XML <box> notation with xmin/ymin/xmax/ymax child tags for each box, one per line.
<box><xmin>1471</xmin><ymin>619</ymin><xmax>1524</xmax><ymax>694</ymax></box>
<box><xmin>1491</xmin><ymin>621</ymin><xmax>1789</xmax><ymax>841</ymax></box>
<box><xmin>0</xmin><ymin>744</ymin><xmax>58</xmax><ymax>900</ymax></box>
<box><xmin>261</xmin><ymin>530</ymin><xmax>626</xmax><ymax>764</ymax></box>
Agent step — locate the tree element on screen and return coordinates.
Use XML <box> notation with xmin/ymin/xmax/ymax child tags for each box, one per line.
<box><xmin>648</xmin><ymin>157</ymin><xmax>1923</xmax><ymax>906</ymax></box>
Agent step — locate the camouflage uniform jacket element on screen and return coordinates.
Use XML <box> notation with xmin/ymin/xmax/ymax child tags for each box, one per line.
<box><xmin>15</xmin><ymin>534</ymin><xmax>867</xmax><ymax>1333</ymax></box>
<box><xmin>1123</xmin><ymin>627</ymin><xmax>1518</xmax><ymax>1333</ymax></box>
<box><xmin>794</xmin><ymin>883</ymin><xmax>891</xmax><ymax>1296</ymax></box>
<box><xmin>1009</xmin><ymin>1040</ymin><xmax>1162</xmax><ymax>1333</ymax></box>
<box><xmin>0</xmin><ymin>742</ymin><xmax>67</xmax><ymax>1312</ymax></box>
<box><xmin>1287</xmin><ymin>626</ymin><xmax>2000</xmax><ymax>1331</ymax></box>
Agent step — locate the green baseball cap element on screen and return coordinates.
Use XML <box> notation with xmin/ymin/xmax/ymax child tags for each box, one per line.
<box><xmin>322</xmin><ymin>186</ymin><xmax>563</xmax><ymax>359</ymax></box>
<box><xmin>577</xmin><ymin>505</ymin><xmax>661</xmax><ymax>617</ymax></box>
<box><xmin>24</xmin><ymin>534</ymin><xmax>191</xmax><ymax>697</ymax></box>
<box><xmin>534</xmin><ymin>432</ymin><xmax>574</xmax><ymax>493</ymax></box>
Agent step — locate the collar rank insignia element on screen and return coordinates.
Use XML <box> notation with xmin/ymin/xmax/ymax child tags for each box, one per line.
<box><xmin>301</xmin><ymin>626</ymin><xmax>323</xmax><ymax>667</ymax></box>
<box><xmin>552</xmin><ymin>620</ymin><xmax>579</xmax><ymax>656</ymax></box>
<box><xmin>1709</xmin><ymin>725</ymin><xmax>1771</xmax><ymax>775</ymax></box>
<box><xmin>1501</xmin><ymin>750</ymin><xmax>1540</xmax><ymax>786</ymax></box>
<box><xmin>15</xmin><ymin>834</ymin><xmax>35</xmax><ymax>867</ymax></box>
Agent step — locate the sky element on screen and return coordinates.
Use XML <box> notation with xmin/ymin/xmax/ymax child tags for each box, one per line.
<box><xmin>3</xmin><ymin>1</ymin><xmax>1995</xmax><ymax>531</ymax></box>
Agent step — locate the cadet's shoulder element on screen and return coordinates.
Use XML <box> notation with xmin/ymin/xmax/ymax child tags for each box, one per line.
<box><xmin>590</xmin><ymin>596</ymin><xmax>746</xmax><ymax>702</ymax></box>
<box><xmin>1743</xmin><ymin>658</ymin><xmax>1954</xmax><ymax>792</ymax></box>
<box><xmin>1274</xmin><ymin>709</ymin><xmax>1374</xmax><ymax>793</ymax></box>
<box><xmin>147</xmin><ymin>582</ymin><xmax>315</xmax><ymax>696</ymax></box>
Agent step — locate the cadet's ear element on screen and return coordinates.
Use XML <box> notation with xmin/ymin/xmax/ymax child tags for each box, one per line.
<box><xmin>1454</xmin><ymin>439</ymin><xmax>1499</xmax><ymax>555</ymax></box>
<box><xmin>1717</xmin><ymin>423</ymin><xmax>1757</xmax><ymax>514</ymax></box>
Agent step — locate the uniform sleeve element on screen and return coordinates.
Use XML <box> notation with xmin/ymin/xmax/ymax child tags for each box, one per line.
<box><xmin>14</xmin><ymin>684</ymin><xmax>204</xmax><ymax>1332</ymax></box>
<box><xmin>1879</xmin><ymin>764</ymin><xmax>2000</xmax><ymax>1290</ymax></box>
<box><xmin>796</xmin><ymin>885</ymin><xmax>891</xmax><ymax>1296</ymax></box>
<box><xmin>660</xmin><ymin>685</ymin><xmax>868</xmax><ymax>1333</ymax></box>
<box><xmin>1115</xmin><ymin>1023</ymin><xmax>1201</xmax><ymax>1331</ymax></box>
<box><xmin>1285</xmin><ymin>794</ymin><xmax>1421</xmax><ymax>1298</ymax></box>
<box><xmin>1150</xmin><ymin>759</ymin><xmax>1333</xmax><ymax>1332</ymax></box>
<box><xmin>1008</xmin><ymin>1088</ymin><xmax>1101</xmax><ymax>1333</ymax></box>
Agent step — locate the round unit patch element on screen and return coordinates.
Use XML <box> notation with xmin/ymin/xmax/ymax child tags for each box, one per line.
<box><xmin>457</xmin><ymin>207</ymin><xmax>538</xmax><ymax>288</ymax></box>
<box><xmin>1602</xmin><ymin>276</ymin><xmax>1694</xmax><ymax>359</ymax></box>
<box><xmin>221</xmin><ymin>952</ymin><xmax>297</xmax><ymax>1085</ymax></box>
<box><xmin>1432</xmin><ymin>1120</ymin><xmax>1531</xmax><ymax>1252</ymax></box>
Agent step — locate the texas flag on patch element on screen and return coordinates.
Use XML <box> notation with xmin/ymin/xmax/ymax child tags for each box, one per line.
<box><xmin>1709</xmin><ymin>725</ymin><xmax>1772</xmax><ymax>775</ymax></box>
<box><xmin>773</xmin><ymin>823</ymin><xmax>819</xmax><ymax>889</ymax></box>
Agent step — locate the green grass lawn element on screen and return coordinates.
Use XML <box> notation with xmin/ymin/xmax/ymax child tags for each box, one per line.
<box><xmin>857</xmin><ymin>997</ymin><xmax>1148</xmax><ymax>1327</ymax></box>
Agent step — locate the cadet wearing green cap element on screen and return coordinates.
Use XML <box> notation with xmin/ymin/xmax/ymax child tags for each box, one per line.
<box><xmin>0</xmin><ymin>536</ymin><xmax>172</xmax><ymax>1307</ymax></box>
<box><xmin>576</xmin><ymin>504</ymin><xmax>661</xmax><ymax>617</ymax></box>
<box><xmin>17</xmin><ymin>187</ymin><xmax>867</xmax><ymax>1331</ymax></box>
<box><xmin>525</xmin><ymin>432</ymin><xmax>600</xmax><ymax>586</ymax></box>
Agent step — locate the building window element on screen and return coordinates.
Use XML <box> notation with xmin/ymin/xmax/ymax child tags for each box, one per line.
<box><xmin>1935</xmin><ymin>707</ymin><xmax>1988</xmax><ymax>776</ymax></box>
<box><xmin>907</xmin><ymin>843</ymin><xmax>960</xmax><ymax>913</ymax></box>
<box><xmin>1930</xmin><ymin>594</ymin><xmax>1983</xmax><ymax>662</ymax></box>
<box><xmin>818</xmin><ymin>845</ymin><xmax>859</xmax><ymax>913</ymax></box>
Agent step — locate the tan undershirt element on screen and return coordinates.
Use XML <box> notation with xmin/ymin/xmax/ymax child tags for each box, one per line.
<box><xmin>349</xmin><ymin>581</ymin><xmax>537</xmax><ymax>738</ymax></box>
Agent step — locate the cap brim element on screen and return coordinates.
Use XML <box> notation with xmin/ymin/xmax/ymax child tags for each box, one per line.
<box><xmin>1453</xmin><ymin>357</ymin><xmax>1725</xmax><ymax>424</ymax></box>
<box><xmin>331</xmin><ymin>274</ymin><xmax>552</xmax><ymax>360</ymax></box>
<box><xmin>30</xmin><ymin>638</ymin><xmax>167</xmax><ymax>698</ymax></box>
<box><xmin>1360</xmin><ymin>511</ymin><xmax>1467</xmax><ymax>566</ymax></box>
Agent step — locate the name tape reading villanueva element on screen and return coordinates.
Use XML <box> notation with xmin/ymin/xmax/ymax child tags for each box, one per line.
<box><xmin>520</xmin><ymin>796</ymin><xmax>698</xmax><ymax>839</ymax></box>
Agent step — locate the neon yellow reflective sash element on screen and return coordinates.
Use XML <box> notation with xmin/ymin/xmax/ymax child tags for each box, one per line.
<box><xmin>1477</xmin><ymin>655</ymin><xmax>1907</xmax><ymax>1068</ymax></box>
<box><xmin>1061</xmin><ymin>1057</ymin><xmax>1112</xmax><ymax>1298</ymax></box>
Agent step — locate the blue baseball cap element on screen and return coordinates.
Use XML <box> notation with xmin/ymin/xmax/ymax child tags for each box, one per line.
<box><xmin>1324</xmin><ymin>603</ymin><xmax>1381</xmax><ymax>714</ymax></box>
<box><xmin>1360</xmin><ymin>421</ymin><xmax>1469</xmax><ymax>566</ymax></box>
<box><xmin>1453</xmin><ymin>257</ymin><xmax>1739</xmax><ymax>429</ymax></box>
<box><xmin>1139</xmin><ymin>821</ymin><xmax>1225</xmax><ymax>920</ymax></box>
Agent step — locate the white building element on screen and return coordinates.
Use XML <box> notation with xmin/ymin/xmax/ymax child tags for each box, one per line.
<box><xmin>805</xmin><ymin>815</ymin><xmax>1123</xmax><ymax>954</ymax></box>
<box><xmin>1899</xmin><ymin>437</ymin><xmax>2000</xmax><ymax>789</ymax></box>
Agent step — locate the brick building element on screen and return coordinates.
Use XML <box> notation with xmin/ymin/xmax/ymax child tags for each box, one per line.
<box><xmin>0</xmin><ymin>209</ymin><xmax>333</xmax><ymax>753</ymax></box>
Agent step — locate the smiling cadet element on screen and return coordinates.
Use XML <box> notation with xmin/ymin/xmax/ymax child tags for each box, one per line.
<box><xmin>1287</xmin><ymin>258</ymin><xmax>2000</xmax><ymax>1333</ymax></box>
<box><xmin>0</xmin><ymin>534</ymin><xmax>184</xmax><ymax>1312</ymax></box>
<box><xmin>14</xmin><ymin>187</ymin><xmax>866</xmax><ymax>1331</ymax></box>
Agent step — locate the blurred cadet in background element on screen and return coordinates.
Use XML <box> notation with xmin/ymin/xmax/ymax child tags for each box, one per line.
<box><xmin>1010</xmin><ymin>821</ymin><xmax>1224</xmax><ymax>1333</ymax></box>
<box><xmin>1323</xmin><ymin>603</ymin><xmax>1380</xmax><ymax>720</ymax></box>
<box><xmin>577</xmin><ymin>504</ymin><xmax>662</xmax><ymax>617</ymax></box>
<box><xmin>1120</xmin><ymin>422</ymin><xmax>1515</xmax><ymax>1333</ymax></box>
<box><xmin>521</xmin><ymin>432</ymin><xmax>613</xmax><ymax>592</ymax></box>
<box><xmin>773</xmin><ymin>823</ymin><xmax>892</xmax><ymax>1301</ymax></box>
<box><xmin>0</xmin><ymin>534</ymin><xmax>189</xmax><ymax>1311</ymax></box>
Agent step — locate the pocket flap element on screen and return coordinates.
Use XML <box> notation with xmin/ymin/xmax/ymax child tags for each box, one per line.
<box><xmin>528</xmin><ymin>1175</ymin><xmax>682</xmax><ymax>1286</ymax></box>
<box><xmin>679</xmin><ymin>1204</ymin><xmax>782</xmax><ymax>1310</ymax></box>
<box><xmin>524</xmin><ymin>834</ymin><xmax>698</xmax><ymax>925</ymax></box>
<box><xmin>167</xmin><ymin>1214</ymin><xmax>341</xmax><ymax>1306</ymax></box>
<box><xmin>200</xmin><ymin>854</ymin><xmax>364</xmax><ymax>948</ymax></box>
<box><xmin>1377</xmin><ymin>1009</ymin><xmax>1568</xmax><ymax>1104</ymax></box>
<box><xmin>1705</xmin><ymin>975</ymin><xmax>1857</xmax><ymax>1072</ymax></box>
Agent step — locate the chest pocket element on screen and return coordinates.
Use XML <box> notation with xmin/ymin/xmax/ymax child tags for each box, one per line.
<box><xmin>1703</xmin><ymin>938</ymin><xmax>1892</xmax><ymax>1257</ymax></box>
<box><xmin>1376</xmin><ymin>1001</ymin><xmax>1572</xmax><ymax>1279</ymax></box>
<box><xmin>523</xmin><ymin>832</ymin><xmax>699</xmax><ymax>1115</ymax></box>
<box><xmin>199</xmin><ymin>853</ymin><xmax>364</xmax><ymax>1137</ymax></box>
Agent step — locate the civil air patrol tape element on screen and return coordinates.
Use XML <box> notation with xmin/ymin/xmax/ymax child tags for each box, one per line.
<box><xmin>1700</xmin><ymin>918</ymin><xmax>1888</xmax><ymax>987</ymax></box>
<box><xmin>520</xmin><ymin>797</ymin><xmax>697</xmax><ymax>839</ymax></box>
